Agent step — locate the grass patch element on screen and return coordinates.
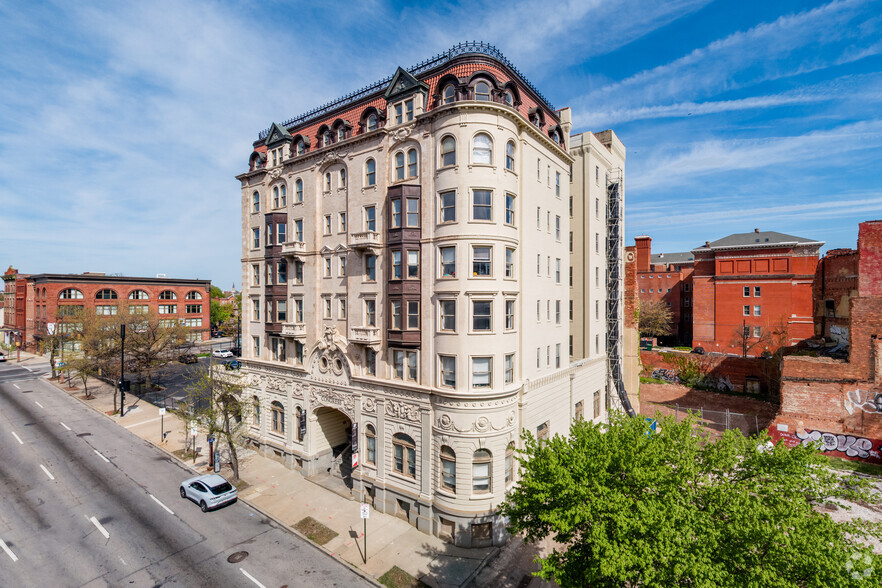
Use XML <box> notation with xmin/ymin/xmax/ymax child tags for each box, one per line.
<box><xmin>172</xmin><ymin>448</ymin><xmax>198</xmax><ymax>461</ymax></box>
<box><xmin>233</xmin><ymin>479</ymin><xmax>251</xmax><ymax>493</ymax></box>
<box><xmin>673</xmin><ymin>346</ymin><xmax>692</xmax><ymax>351</ymax></box>
<box><xmin>826</xmin><ymin>456</ymin><xmax>882</xmax><ymax>477</ymax></box>
<box><xmin>294</xmin><ymin>516</ymin><xmax>338</xmax><ymax>545</ymax></box>
<box><xmin>378</xmin><ymin>566</ymin><xmax>429</xmax><ymax>588</ymax></box>
<box><xmin>640</xmin><ymin>376</ymin><xmax>674</xmax><ymax>385</ymax></box>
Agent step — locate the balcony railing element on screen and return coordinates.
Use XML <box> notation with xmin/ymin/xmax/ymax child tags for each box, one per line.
<box><xmin>349</xmin><ymin>231</ymin><xmax>382</xmax><ymax>250</ymax></box>
<box><xmin>281</xmin><ymin>241</ymin><xmax>306</xmax><ymax>257</ymax></box>
<box><xmin>281</xmin><ymin>322</ymin><xmax>307</xmax><ymax>338</ymax></box>
<box><xmin>350</xmin><ymin>326</ymin><xmax>381</xmax><ymax>345</ymax></box>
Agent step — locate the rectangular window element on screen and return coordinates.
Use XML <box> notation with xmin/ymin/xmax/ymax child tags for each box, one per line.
<box><xmin>505</xmin><ymin>248</ymin><xmax>514</xmax><ymax>278</ymax></box>
<box><xmin>158</xmin><ymin>305</ymin><xmax>176</xmax><ymax>315</ymax></box>
<box><xmin>323</xmin><ymin>298</ymin><xmax>332</xmax><ymax>319</ymax></box>
<box><xmin>276</xmin><ymin>300</ymin><xmax>287</xmax><ymax>323</ymax></box>
<box><xmin>440</xmin><ymin>300</ymin><xmax>456</xmax><ymax>331</ymax></box>
<box><xmin>473</xmin><ymin>246</ymin><xmax>491</xmax><ymax>277</ymax></box>
<box><xmin>596</xmin><ymin>266</ymin><xmax>600</xmax><ymax>288</ymax></box>
<box><xmin>743</xmin><ymin>305</ymin><xmax>750</xmax><ymax>316</ymax></box>
<box><xmin>252</xmin><ymin>299</ymin><xmax>259</xmax><ymax>321</ymax></box>
<box><xmin>555</xmin><ymin>344</ymin><xmax>561</xmax><ymax>368</ymax></box>
<box><xmin>555</xmin><ymin>216</ymin><xmax>560</xmax><ymax>240</ymax></box>
<box><xmin>96</xmin><ymin>305</ymin><xmax>118</xmax><ymax>315</ymax></box>
<box><xmin>440</xmin><ymin>191</ymin><xmax>456</xmax><ymax>223</ymax></box>
<box><xmin>278</xmin><ymin>261</ymin><xmax>287</xmax><ymax>283</ymax></box>
<box><xmin>395</xmin><ymin>103</ymin><xmax>403</xmax><ymax>125</ymax></box>
<box><xmin>504</xmin><ymin>353</ymin><xmax>514</xmax><ymax>384</ymax></box>
<box><xmin>537</xmin><ymin>207</ymin><xmax>541</xmax><ymax>229</ymax></box>
<box><xmin>339</xmin><ymin>213</ymin><xmax>347</xmax><ymax>233</ymax></box>
<box><xmin>407</xmin><ymin>300</ymin><xmax>419</xmax><ymax>329</ymax></box>
<box><xmin>185</xmin><ymin>304</ymin><xmax>202</xmax><ymax>314</ymax></box>
<box><xmin>472</xmin><ymin>357</ymin><xmax>491</xmax><ymax>388</ymax></box>
<box><xmin>537</xmin><ymin>422</ymin><xmax>548</xmax><ymax>441</ymax></box>
<box><xmin>266</xmin><ymin>264</ymin><xmax>274</xmax><ymax>286</ymax></box>
<box><xmin>324</xmin><ymin>215</ymin><xmax>331</xmax><ymax>235</ymax></box>
<box><xmin>593</xmin><ymin>390</ymin><xmax>601</xmax><ymax>418</ymax></box>
<box><xmin>754</xmin><ymin>286</ymin><xmax>761</xmax><ymax>297</ymax></box>
<box><xmin>252</xmin><ymin>228</ymin><xmax>260</xmax><ymax>249</ymax></box>
<box><xmin>575</xmin><ymin>401</ymin><xmax>583</xmax><ymax>420</ymax></box>
<box><xmin>407</xmin><ymin>250</ymin><xmax>419</xmax><ymax>278</ymax></box>
<box><xmin>753</xmin><ymin>326</ymin><xmax>762</xmax><ymax>338</ymax></box>
<box><xmin>365</xmin><ymin>348</ymin><xmax>376</xmax><ymax>375</ymax></box>
<box><xmin>555</xmin><ymin>171</ymin><xmax>560</xmax><ymax>196</ymax></box>
<box><xmin>392</xmin><ymin>349</ymin><xmax>418</xmax><ymax>382</ymax></box>
<box><xmin>555</xmin><ymin>300</ymin><xmax>561</xmax><ymax>324</ymax></box>
<box><xmin>365</xmin><ymin>206</ymin><xmax>376</xmax><ymax>231</ymax></box>
<box><xmin>391</xmin><ymin>300</ymin><xmax>401</xmax><ymax>329</ymax></box>
<box><xmin>743</xmin><ymin>286</ymin><xmax>750</xmax><ymax>297</ymax></box>
<box><xmin>406</xmin><ymin>197</ymin><xmax>419</xmax><ymax>227</ymax></box>
<box><xmin>339</xmin><ymin>298</ymin><xmax>347</xmax><ymax>319</ymax></box>
<box><xmin>505</xmin><ymin>194</ymin><xmax>515</xmax><ymax>225</ymax></box>
<box><xmin>472</xmin><ymin>300</ymin><xmax>491</xmax><ymax>331</ymax></box>
<box><xmin>253</xmin><ymin>336</ymin><xmax>260</xmax><ymax>358</ymax></box>
<box><xmin>570</xmin><ymin>300</ymin><xmax>574</xmax><ymax>321</ymax></box>
<box><xmin>294</xmin><ymin>298</ymin><xmax>304</xmax><ymax>322</ymax></box>
<box><xmin>754</xmin><ymin>305</ymin><xmax>761</xmax><ymax>316</ymax></box>
<box><xmin>595</xmin><ymin>300</ymin><xmax>599</xmax><ymax>320</ymax></box>
<box><xmin>537</xmin><ymin>254</ymin><xmax>541</xmax><ymax>275</ymax></box>
<box><xmin>339</xmin><ymin>256</ymin><xmax>347</xmax><ymax>276</ymax></box>
<box><xmin>569</xmin><ymin>232</ymin><xmax>573</xmax><ymax>252</ymax></box>
<box><xmin>294</xmin><ymin>219</ymin><xmax>303</xmax><ymax>242</ymax></box>
<box><xmin>324</xmin><ymin>258</ymin><xmax>332</xmax><ymax>277</ymax></box>
<box><xmin>505</xmin><ymin>300</ymin><xmax>515</xmax><ymax>330</ymax></box>
<box><xmin>440</xmin><ymin>355</ymin><xmax>456</xmax><ymax>387</ymax></box>
<box><xmin>365</xmin><ymin>254</ymin><xmax>376</xmax><ymax>281</ymax></box>
<box><xmin>595</xmin><ymin>197</ymin><xmax>599</xmax><ymax>218</ymax></box>
<box><xmin>595</xmin><ymin>233</ymin><xmax>599</xmax><ymax>253</ymax></box>
<box><xmin>536</xmin><ymin>347</ymin><xmax>541</xmax><ymax>368</ymax></box>
<box><xmin>252</xmin><ymin>264</ymin><xmax>259</xmax><ymax>286</ymax></box>
<box><xmin>555</xmin><ymin>259</ymin><xmax>561</xmax><ymax>284</ymax></box>
<box><xmin>129</xmin><ymin>305</ymin><xmax>148</xmax><ymax>315</ymax></box>
<box><xmin>266</xmin><ymin>223</ymin><xmax>273</xmax><ymax>246</ymax></box>
<box><xmin>440</xmin><ymin>246</ymin><xmax>456</xmax><ymax>278</ymax></box>
<box><xmin>277</xmin><ymin>223</ymin><xmax>286</xmax><ymax>243</ymax></box>
<box><xmin>405</xmin><ymin>98</ymin><xmax>414</xmax><ymax>121</ymax></box>
<box><xmin>536</xmin><ymin>300</ymin><xmax>541</xmax><ymax>321</ymax></box>
<box><xmin>293</xmin><ymin>260</ymin><xmax>303</xmax><ymax>284</ymax></box>
<box><xmin>391</xmin><ymin>198</ymin><xmax>401</xmax><ymax>228</ymax></box>
<box><xmin>392</xmin><ymin>250</ymin><xmax>402</xmax><ymax>279</ymax></box>
<box><xmin>365</xmin><ymin>299</ymin><xmax>376</xmax><ymax>326</ymax></box>
<box><xmin>472</xmin><ymin>190</ymin><xmax>492</xmax><ymax>220</ymax></box>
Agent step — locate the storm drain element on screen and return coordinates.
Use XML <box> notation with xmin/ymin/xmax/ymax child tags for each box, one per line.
<box><xmin>227</xmin><ymin>551</ymin><xmax>248</xmax><ymax>563</ymax></box>
<box><xmin>77</xmin><ymin>433</ymin><xmax>92</xmax><ymax>437</ymax></box>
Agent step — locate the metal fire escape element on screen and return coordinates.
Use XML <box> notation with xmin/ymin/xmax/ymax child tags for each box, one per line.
<box><xmin>606</xmin><ymin>169</ymin><xmax>636</xmax><ymax>417</ymax></box>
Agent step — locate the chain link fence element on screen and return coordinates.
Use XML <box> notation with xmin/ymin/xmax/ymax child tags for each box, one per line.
<box><xmin>667</xmin><ymin>404</ymin><xmax>763</xmax><ymax>437</ymax></box>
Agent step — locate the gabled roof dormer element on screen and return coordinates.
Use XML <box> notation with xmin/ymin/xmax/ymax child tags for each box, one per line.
<box><xmin>264</xmin><ymin>122</ymin><xmax>293</xmax><ymax>149</ymax></box>
<box><xmin>384</xmin><ymin>67</ymin><xmax>429</xmax><ymax>103</ymax></box>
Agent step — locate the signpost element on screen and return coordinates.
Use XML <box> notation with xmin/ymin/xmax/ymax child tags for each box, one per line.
<box><xmin>190</xmin><ymin>423</ymin><xmax>198</xmax><ymax>463</ymax></box>
<box><xmin>360</xmin><ymin>503</ymin><xmax>369</xmax><ymax>563</ymax></box>
<box><xmin>159</xmin><ymin>407</ymin><xmax>166</xmax><ymax>443</ymax></box>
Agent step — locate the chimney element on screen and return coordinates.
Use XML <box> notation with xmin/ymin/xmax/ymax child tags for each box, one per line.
<box><xmin>635</xmin><ymin>235</ymin><xmax>651</xmax><ymax>272</ymax></box>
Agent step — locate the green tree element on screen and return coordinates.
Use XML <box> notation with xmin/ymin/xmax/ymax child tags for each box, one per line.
<box><xmin>499</xmin><ymin>412</ymin><xmax>882</xmax><ymax>588</ymax></box>
<box><xmin>185</xmin><ymin>368</ymin><xmax>250</xmax><ymax>482</ymax></box>
<box><xmin>638</xmin><ymin>300</ymin><xmax>673</xmax><ymax>338</ymax></box>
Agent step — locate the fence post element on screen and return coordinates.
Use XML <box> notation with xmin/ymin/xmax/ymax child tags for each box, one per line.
<box><xmin>675</xmin><ymin>404</ymin><xmax>679</xmax><ymax>421</ymax></box>
<box><xmin>726</xmin><ymin>408</ymin><xmax>730</xmax><ymax>431</ymax></box>
<box><xmin>755</xmin><ymin>415</ymin><xmax>759</xmax><ymax>436</ymax></box>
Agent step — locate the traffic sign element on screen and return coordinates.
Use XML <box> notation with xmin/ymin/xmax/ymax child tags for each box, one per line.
<box><xmin>158</xmin><ymin>408</ymin><xmax>166</xmax><ymax>415</ymax></box>
<box><xmin>360</xmin><ymin>504</ymin><xmax>370</xmax><ymax>519</ymax></box>
<box><xmin>190</xmin><ymin>424</ymin><xmax>198</xmax><ymax>437</ymax></box>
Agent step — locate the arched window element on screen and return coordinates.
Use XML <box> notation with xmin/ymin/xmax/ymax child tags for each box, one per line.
<box><xmin>473</xmin><ymin>134</ymin><xmax>492</xmax><ymax>165</ymax></box>
<box><xmin>443</xmin><ymin>84</ymin><xmax>456</xmax><ymax>104</ymax></box>
<box><xmin>59</xmin><ymin>288</ymin><xmax>84</xmax><ymax>300</ymax></box>
<box><xmin>159</xmin><ymin>290</ymin><xmax>177</xmax><ymax>300</ymax></box>
<box><xmin>295</xmin><ymin>406</ymin><xmax>303</xmax><ymax>441</ymax></box>
<box><xmin>339</xmin><ymin>168</ymin><xmax>346</xmax><ymax>187</ymax></box>
<box><xmin>395</xmin><ymin>152</ymin><xmax>405</xmax><ymax>181</ymax></box>
<box><xmin>280</xmin><ymin>184</ymin><xmax>287</xmax><ymax>207</ymax></box>
<box><xmin>96</xmin><ymin>289</ymin><xmax>118</xmax><ymax>300</ymax></box>
<box><xmin>128</xmin><ymin>290</ymin><xmax>148</xmax><ymax>300</ymax></box>
<box><xmin>295</xmin><ymin>178</ymin><xmax>303</xmax><ymax>203</ymax></box>
<box><xmin>440</xmin><ymin>445</ymin><xmax>456</xmax><ymax>492</ymax></box>
<box><xmin>41</xmin><ymin>288</ymin><xmax>46</xmax><ymax>299</ymax></box>
<box><xmin>503</xmin><ymin>90</ymin><xmax>513</xmax><ymax>106</ymax></box>
<box><xmin>367</xmin><ymin>114</ymin><xmax>378</xmax><ymax>131</ymax></box>
<box><xmin>252</xmin><ymin>191</ymin><xmax>259</xmax><ymax>213</ymax></box>
<box><xmin>273</xmin><ymin>186</ymin><xmax>280</xmax><ymax>208</ymax></box>
<box><xmin>473</xmin><ymin>449</ymin><xmax>492</xmax><ymax>493</ymax></box>
<box><xmin>475</xmin><ymin>81</ymin><xmax>491</xmax><ymax>101</ymax></box>
<box><xmin>271</xmin><ymin>401</ymin><xmax>285</xmax><ymax>434</ymax></box>
<box><xmin>252</xmin><ymin>396</ymin><xmax>260</xmax><ymax>426</ymax></box>
<box><xmin>440</xmin><ymin>136</ymin><xmax>456</xmax><ymax>167</ymax></box>
<box><xmin>393</xmin><ymin>433</ymin><xmax>416</xmax><ymax>477</ymax></box>
<box><xmin>323</xmin><ymin>130</ymin><xmax>333</xmax><ymax>146</ymax></box>
<box><xmin>338</xmin><ymin>127</ymin><xmax>346</xmax><ymax>141</ymax></box>
<box><xmin>296</xmin><ymin>139</ymin><xmax>305</xmax><ymax>155</ymax></box>
<box><xmin>505</xmin><ymin>442</ymin><xmax>515</xmax><ymax>485</ymax></box>
<box><xmin>365</xmin><ymin>424</ymin><xmax>376</xmax><ymax>464</ymax></box>
<box><xmin>549</xmin><ymin>129</ymin><xmax>559</xmax><ymax>143</ymax></box>
<box><xmin>505</xmin><ymin>141</ymin><xmax>516</xmax><ymax>171</ymax></box>
<box><xmin>407</xmin><ymin>148</ymin><xmax>417</xmax><ymax>178</ymax></box>
<box><xmin>185</xmin><ymin>291</ymin><xmax>202</xmax><ymax>300</ymax></box>
<box><xmin>365</xmin><ymin>159</ymin><xmax>376</xmax><ymax>186</ymax></box>
<box><xmin>325</xmin><ymin>172</ymin><xmax>332</xmax><ymax>191</ymax></box>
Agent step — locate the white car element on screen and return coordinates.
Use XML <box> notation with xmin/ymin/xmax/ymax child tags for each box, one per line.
<box><xmin>180</xmin><ymin>474</ymin><xmax>237</xmax><ymax>512</ymax></box>
<box><xmin>212</xmin><ymin>349</ymin><xmax>234</xmax><ymax>358</ymax></box>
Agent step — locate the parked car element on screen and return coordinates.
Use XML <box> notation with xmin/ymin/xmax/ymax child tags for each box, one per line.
<box><xmin>230</xmin><ymin>347</ymin><xmax>242</xmax><ymax>357</ymax></box>
<box><xmin>224</xmin><ymin>360</ymin><xmax>242</xmax><ymax>371</ymax></box>
<box><xmin>212</xmin><ymin>349</ymin><xmax>234</xmax><ymax>358</ymax></box>
<box><xmin>178</xmin><ymin>353</ymin><xmax>198</xmax><ymax>364</ymax></box>
<box><xmin>180</xmin><ymin>474</ymin><xmax>237</xmax><ymax>512</ymax></box>
<box><xmin>690</xmin><ymin>346</ymin><xmax>705</xmax><ymax>355</ymax></box>
<box><xmin>0</xmin><ymin>353</ymin><xmax>6</xmax><ymax>363</ymax></box>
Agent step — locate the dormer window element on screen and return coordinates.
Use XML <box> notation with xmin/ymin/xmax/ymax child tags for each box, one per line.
<box><xmin>323</xmin><ymin>130</ymin><xmax>333</xmax><ymax>146</ymax></box>
<box><xmin>337</xmin><ymin>127</ymin><xmax>346</xmax><ymax>141</ymax></box>
<box><xmin>367</xmin><ymin>114</ymin><xmax>378</xmax><ymax>131</ymax></box>
<box><xmin>394</xmin><ymin>98</ymin><xmax>414</xmax><ymax>125</ymax></box>
<box><xmin>475</xmin><ymin>81</ymin><xmax>490</xmax><ymax>101</ymax></box>
<box><xmin>296</xmin><ymin>140</ymin><xmax>305</xmax><ymax>155</ymax></box>
<box><xmin>443</xmin><ymin>84</ymin><xmax>456</xmax><ymax>104</ymax></box>
<box><xmin>503</xmin><ymin>90</ymin><xmax>513</xmax><ymax>106</ymax></box>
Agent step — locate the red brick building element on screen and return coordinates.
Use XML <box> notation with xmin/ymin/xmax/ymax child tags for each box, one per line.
<box><xmin>2</xmin><ymin>266</ymin><xmax>23</xmax><ymax>347</ymax></box>
<box><xmin>634</xmin><ymin>236</ymin><xmax>695</xmax><ymax>344</ymax></box>
<box><xmin>691</xmin><ymin>229</ymin><xmax>822</xmax><ymax>356</ymax></box>
<box><xmin>773</xmin><ymin>221</ymin><xmax>882</xmax><ymax>462</ymax></box>
<box><xmin>14</xmin><ymin>273</ymin><xmax>212</xmax><ymax>350</ymax></box>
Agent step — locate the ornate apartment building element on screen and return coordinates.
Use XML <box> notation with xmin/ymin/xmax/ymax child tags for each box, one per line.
<box><xmin>235</xmin><ymin>43</ymin><xmax>620</xmax><ymax>547</ymax></box>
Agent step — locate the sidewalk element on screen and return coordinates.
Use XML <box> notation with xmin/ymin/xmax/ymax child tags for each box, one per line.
<box><xmin>11</xmin><ymin>351</ymin><xmax>552</xmax><ymax>587</ymax></box>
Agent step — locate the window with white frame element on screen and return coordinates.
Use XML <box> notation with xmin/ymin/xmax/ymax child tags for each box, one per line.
<box><xmin>440</xmin><ymin>191</ymin><xmax>456</xmax><ymax>223</ymax></box>
<box><xmin>394</xmin><ymin>152</ymin><xmax>405</xmax><ymax>180</ymax></box>
<box><xmin>392</xmin><ymin>250</ymin><xmax>402</xmax><ymax>279</ymax></box>
<box><xmin>339</xmin><ymin>212</ymin><xmax>347</xmax><ymax>233</ymax></box>
<box><xmin>365</xmin><ymin>159</ymin><xmax>376</xmax><ymax>186</ymax></box>
<box><xmin>472</xmin><ymin>300</ymin><xmax>491</xmax><ymax>331</ymax></box>
<box><xmin>407</xmin><ymin>300</ymin><xmax>419</xmax><ymax>329</ymax></box>
<box><xmin>390</xmin><ymin>300</ymin><xmax>401</xmax><ymax>329</ymax></box>
<box><xmin>294</xmin><ymin>219</ymin><xmax>303</xmax><ymax>242</ymax></box>
<box><xmin>743</xmin><ymin>305</ymin><xmax>750</xmax><ymax>316</ymax></box>
<box><xmin>505</xmin><ymin>247</ymin><xmax>515</xmax><ymax>278</ymax></box>
<box><xmin>440</xmin><ymin>299</ymin><xmax>456</xmax><ymax>331</ymax></box>
<box><xmin>505</xmin><ymin>194</ymin><xmax>515</xmax><ymax>225</ymax></box>
<box><xmin>505</xmin><ymin>141</ymin><xmax>515</xmax><ymax>171</ymax></box>
<box><xmin>406</xmin><ymin>197</ymin><xmax>419</xmax><ymax>227</ymax></box>
<box><xmin>364</xmin><ymin>205</ymin><xmax>376</xmax><ymax>231</ymax></box>
<box><xmin>472</xmin><ymin>133</ymin><xmax>492</xmax><ymax>164</ymax></box>
<box><xmin>472</xmin><ymin>189</ymin><xmax>492</xmax><ymax>221</ymax></box>
<box><xmin>252</xmin><ymin>191</ymin><xmax>260</xmax><ymax>213</ymax></box>
<box><xmin>474</xmin><ymin>81</ymin><xmax>491</xmax><ymax>101</ymax></box>
<box><xmin>440</xmin><ymin>445</ymin><xmax>456</xmax><ymax>491</ymax></box>
<box><xmin>472</xmin><ymin>449</ymin><xmax>492</xmax><ymax>493</ymax></box>
<box><xmin>324</xmin><ymin>215</ymin><xmax>331</xmax><ymax>235</ymax></box>
<box><xmin>440</xmin><ymin>355</ymin><xmax>456</xmax><ymax>388</ymax></box>
<box><xmin>365</xmin><ymin>254</ymin><xmax>376</xmax><ymax>281</ymax></box>
<box><xmin>407</xmin><ymin>148</ymin><xmax>417</xmax><ymax>177</ymax></box>
<box><xmin>295</xmin><ymin>178</ymin><xmax>303</xmax><ymax>202</ymax></box>
<box><xmin>443</xmin><ymin>84</ymin><xmax>456</xmax><ymax>104</ymax></box>
<box><xmin>294</xmin><ymin>298</ymin><xmax>304</xmax><ymax>322</ymax></box>
<box><xmin>392</xmin><ymin>432</ymin><xmax>416</xmax><ymax>476</ymax></box>
<box><xmin>441</xmin><ymin>136</ymin><xmax>456</xmax><ymax>167</ymax></box>
<box><xmin>472</xmin><ymin>357</ymin><xmax>491</xmax><ymax>388</ymax></box>
<box><xmin>504</xmin><ymin>353</ymin><xmax>514</xmax><ymax>383</ymax></box>
<box><xmin>392</xmin><ymin>349</ymin><xmax>418</xmax><ymax>382</ymax></box>
<box><xmin>754</xmin><ymin>305</ymin><xmax>761</xmax><ymax>316</ymax></box>
<box><xmin>505</xmin><ymin>300</ymin><xmax>515</xmax><ymax>330</ymax></box>
<box><xmin>472</xmin><ymin>246</ymin><xmax>491</xmax><ymax>277</ymax></box>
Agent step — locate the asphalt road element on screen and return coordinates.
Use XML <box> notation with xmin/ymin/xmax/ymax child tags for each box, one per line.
<box><xmin>0</xmin><ymin>362</ymin><xmax>372</xmax><ymax>587</ymax></box>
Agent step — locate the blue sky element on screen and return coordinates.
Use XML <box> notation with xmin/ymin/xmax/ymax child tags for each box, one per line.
<box><xmin>1</xmin><ymin>0</ymin><xmax>880</xmax><ymax>288</ymax></box>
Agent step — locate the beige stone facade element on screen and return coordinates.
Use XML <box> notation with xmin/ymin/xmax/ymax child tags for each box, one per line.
<box><xmin>235</xmin><ymin>44</ymin><xmax>615</xmax><ymax>547</ymax></box>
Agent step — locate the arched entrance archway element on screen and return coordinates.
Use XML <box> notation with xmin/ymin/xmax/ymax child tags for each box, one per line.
<box><xmin>313</xmin><ymin>407</ymin><xmax>353</xmax><ymax>489</ymax></box>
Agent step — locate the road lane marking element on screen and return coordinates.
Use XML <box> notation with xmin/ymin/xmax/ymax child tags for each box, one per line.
<box><xmin>40</xmin><ymin>464</ymin><xmax>55</xmax><ymax>480</ymax></box>
<box><xmin>89</xmin><ymin>516</ymin><xmax>110</xmax><ymax>539</ymax></box>
<box><xmin>11</xmin><ymin>432</ymin><xmax>23</xmax><ymax>445</ymax></box>
<box><xmin>149</xmin><ymin>494</ymin><xmax>174</xmax><ymax>515</ymax></box>
<box><xmin>13</xmin><ymin>384</ymin><xmax>19</xmax><ymax>389</ymax></box>
<box><xmin>94</xmin><ymin>450</ymin><xmax>110</xmax><ymax>463</ymax></box>
<box><xmin>240</xmin><ymin>568</ymin><xmax>266</xmax><ymax>588</ymax></box>
<box><xmin>60</xmin><ymin>422</ymin><xmax>71</xmax><ymax>431</ymax></box>
<box><xmin>123</xmin><ymin>416</ymin><xmax>163</xmax><ymax>429</ymax></box>
<box><xmin>0</xmin><ymin>538</ymin><xmax>18</xmax><ymax>562</ymax></box>
<box><xmin>34</xmin><ymin>401</ymin><xmax>43</xmax><ymax>409</ymax></box>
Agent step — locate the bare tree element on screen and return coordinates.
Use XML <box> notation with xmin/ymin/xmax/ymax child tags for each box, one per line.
<box><xmin>638</xmin><ymin>300</ymin><xmax>673</xmax><ymax>338</ymax></box>
<box><xmin>121</xmin><ymin>309</ymin><xmax>189</xmax><ymax>390</ymax></box>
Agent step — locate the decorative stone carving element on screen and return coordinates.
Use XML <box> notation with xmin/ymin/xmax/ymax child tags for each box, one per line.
<box><xmin>318</xmin><ymin>149</ymin><xmax>347</xmax><ymax>166</ymax></box>
<box><xmin>266</xmin><ymin>376</ymin><xmax>286</xmax><ymax>393</ymax></box>
<box><xmin>362</xmin><ymin>397</ymin><xmax>376</xmax><ymax>413</ymax></box>
<box><xmin>437</xmin><ymin>414</ymin><xmax>455</xmax><ymax>431</ymax></box>
<box><xmin>390</xmin><ymin>124</ymin><xmax>415</xmax><ymax>142</ymax></box>
<box><xmin>268</xmin><ymin>167</ymin><xmax>282</xmax><ymax>179</ymax></box>
<box><xmin>292</xmin><ymin>382</ymin><xmax>305</xmax><ymax>398</ymax></box>
<box><xmin>310</xmin><ymin>387</ymin><xmax>355</xmax><ymax>416</ymax></box>
<box><xmin>435</xmin><ymin>411</ymin><xmax>515</xmax><ymax>433</ymax></box>
<box><xmin>385</xmin><ymin>400</ymin><xmax>421</xmax><ymax>423</ymax></box>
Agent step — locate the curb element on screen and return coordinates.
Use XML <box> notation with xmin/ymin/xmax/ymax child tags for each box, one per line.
<box><xmin>44</xmin><ymin>374</ymin><xmax>383</xmax><ymax>587</ymax></box>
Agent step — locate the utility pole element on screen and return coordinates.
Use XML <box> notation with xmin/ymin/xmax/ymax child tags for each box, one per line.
<box><xmin>119</xmin><ymin>324</ymin><xmax>126</xmax><ymax>416</ymax></box>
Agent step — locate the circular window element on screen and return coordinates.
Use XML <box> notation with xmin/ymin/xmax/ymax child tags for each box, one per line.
<box><xmin>335</xmin><ymin>358</ymin><xmax>343</xmax><ymax>372</ymax></box>
<box><xmin>320</xmin><ymin>356</ymin><xmax>329</xmax><ymax>370</ymax></box>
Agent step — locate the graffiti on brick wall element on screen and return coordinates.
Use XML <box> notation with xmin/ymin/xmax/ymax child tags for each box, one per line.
<box><xmin>651</xmin><ymin>368</ymin><xmax>678</xmax><ymax>382</ymax></box>
<box><xmin>706</xmin><ymin>375</ymin><xmax>734</xmax><ymax>392</ymax></box>
<box><xmin>770</xmin><ymin>422</ymin><xmax>882</xmax><ymax>464</ymax></box>
<box><xmin>844</xmin><ymin>389</ymin><xmax>882</xmax><ymax>415</ymax></box>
